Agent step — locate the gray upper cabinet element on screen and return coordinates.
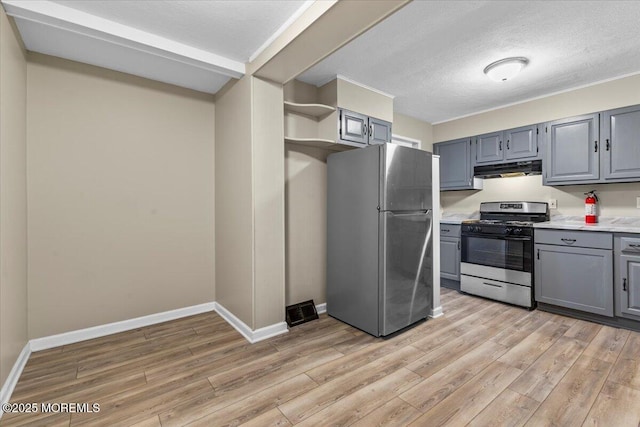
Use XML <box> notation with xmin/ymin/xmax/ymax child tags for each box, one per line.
<box><xmin>475</xmin><ymin>125</ymin><xmax>539</xmax><ymax>165</ymax></box>
<box><xmin>543</xmin><ymin>113</ymin><xmax>600</xmax><ymax>185</ymax></box>
<box><xmin>602</xmin><ymin>105</ymin><xmax>640</xmax><ymax>181</ymax></box>
<box><xmin>475</xmin><ymin>132</ymin><xmax>503</xmax><ymax>164</ymax></box>
<box><xmin>434</xmin><ymin>138</ymin><xmax>481</xmax><ymax>191</ymax></box>
<box><xmin>505</xmin><ymin>125</ymin><xmax>539</xmax><ymax>160</ymax></box>
<box><xmin>339</xmin><ymin>109</ymin><xmax>368</xmax><ymax>147</ymax></box>
<box><xmin>369</xmin><ymin>117</ymin><xmax>392</xmax><ymax>145</ymax></box>
<box><xmin>338</xmin><ymin>108</ymin><xmax>391</xmax><ymax>147</ymax></box>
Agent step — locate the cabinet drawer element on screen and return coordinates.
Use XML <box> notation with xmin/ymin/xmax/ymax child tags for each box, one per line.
<box><xmin>620</xmin><ymin>237</ymin><xmax>640</xmax><ymax>254</ymax></box>
<box><xmin>461</xmin><ymin>274</ymin><xmax>532</xmax><ymax>308</ymax></box>
<box><xmin>535</xmin><ymin>229</ymin><xmax>612</xmax><ymax>249</ymax></box>
<box><xmin>440</xmin><ymin>224</ymin><xmax>461</xmax><ymax>236</ymax></box>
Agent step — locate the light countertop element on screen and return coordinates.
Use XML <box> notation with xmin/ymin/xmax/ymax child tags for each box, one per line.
<box><xmin>533</xmin><ymin>215</ymin><xmax>640</xmax><ymax>234</ymax></box>
<box><xmin>440</xmin><ymin>212</ymin><xmax>478</xmax><ymax>225</ymax></box>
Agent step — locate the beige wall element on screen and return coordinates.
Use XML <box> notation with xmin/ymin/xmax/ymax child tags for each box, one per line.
<box><xmin>215</xmin><ymin>76</ymin><xmax>254</xmax><ymax>327</ymax></box>
<box><xmin>435</xmin><ymin>74</ymin><xmax>640</xmax><ymax>216</ymax></box>
<box><xmin>319</xmin><ymin>77</ymin><xmax>394</xmax><ymax>123</ymax></box>
<box><xmin>441</xmin><ymin>175</ymin><xmax>640</xmax><ymax>217</ymax></box>
<box><xmin>285</xmin><ymin>145</ymin><xmax>329</xmax><ymax>306</ymax></box>
<box><xmin>393</xmin><ymin>112</ymin><xmax>433</xmax><ymax>151</ymax></box>
<box><xmin>215</xmin><ymin>76</ymin><xmax>286</xmax><ymax>329</ymax></box>
<box><xmin>252</xmin><ymin>77</ymin><xmax>285</xmax><ymax>328</ymax></box>
<box><xmin>0</xmin><ymin>10</ymin><xmax>28</xmax><ymax>386</ymax></box>
<box><xmin>434</xmin><ymin>74</ymin><xmax>640</xmax><ymax>142</ymax></box>
<box><xmin>282</xmin><ymin>79</ymin><xmax>329</xmax><ymax>306</ymax></box>
<box><xmin>27</xmin><ymin>54</ymin><xmax>216</xmax><ymax>339</ymax></box>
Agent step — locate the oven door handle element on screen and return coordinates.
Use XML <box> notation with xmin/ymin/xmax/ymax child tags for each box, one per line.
<box><xmin>462</xmin><ymin>235</ymin><xmax>531</xmax><ymax>241</ymax></box>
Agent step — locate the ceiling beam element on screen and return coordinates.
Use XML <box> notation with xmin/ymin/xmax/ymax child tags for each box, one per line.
<box><xmin>2</xmin><ymin>0</ymin><xmax>245</xmax><ymax>78</ymax></box>
<box><xmin>248</xmin><ymin>0</ymin><xmax>411</xmax><ymax>84</ymax></box>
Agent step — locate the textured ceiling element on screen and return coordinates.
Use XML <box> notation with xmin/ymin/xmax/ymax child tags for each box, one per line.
<box><xmin>6</xmin><ymin>0</ymin><xmax>640</xmax><ymax>122</ymax></box>
<box><xmin>49</xmin><ymin>0</ymin><xmax>307</xmax><ymax>62</ymax></box>
<box><xmin>298</xmin><ymin>1</ymin><xmax>640</xmax><ymax>123</ymax></box>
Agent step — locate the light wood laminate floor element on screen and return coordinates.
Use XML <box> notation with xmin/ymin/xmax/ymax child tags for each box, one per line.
<box><xmin>2</xmin><ymin>288</ymin><xmax>640</xmax><ymax>426</ymax></box>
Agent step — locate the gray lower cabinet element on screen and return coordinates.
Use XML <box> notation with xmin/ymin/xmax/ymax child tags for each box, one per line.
<box><xmin>433</xmin><ymin>138</ymin><xmax>481</xmax><ymax>191</ymax></box>
<box><xmin>615</xmin><ymin>235</ymin><xmax>640</xmax><ymax>320</ymax></box>
<box><xmin>534</xmin><ymin>229</ymin><xmax>613</xmax><ymax>317</ymax></box>
<box><xmin>543</xmin><ymin>113</ymin><xmax>600</xmax><ymax>185</ymax></box>
<box><xmin>338</xmin><ymin>108</ymin><xmax>391</xmax><ymax>147</ymax></box>
<box><xmin>602</xmin><ymin>105</ymin><xmax>640</xmax><ymax>181</ymax></box>
<box><xmin>440</xmin><ymin>224</ymin><xmax>461</xmax><ymax>285</ymax></box>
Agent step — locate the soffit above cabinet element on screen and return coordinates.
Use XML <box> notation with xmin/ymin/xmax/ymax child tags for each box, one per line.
<box><xmin>2</xmin><ymin>0</ymin><xmax>309</xmax><ymax>94</ymax></box>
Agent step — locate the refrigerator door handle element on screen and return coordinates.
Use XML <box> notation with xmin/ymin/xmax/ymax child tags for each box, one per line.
<box><xmin>409</xmin><ymin>210</ymin><xmax>432</xmax><ymax>322</ymax></box>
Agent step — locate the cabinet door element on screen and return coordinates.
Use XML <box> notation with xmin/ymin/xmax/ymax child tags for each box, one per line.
<box><xmin>505</xmin><ymin>124</ymin><xmax>539</xmax><ymax>161</ymax></box>
<box><xmin>475</xmin><ymin>131</ymin><xmax>503</xmax><ymax>164</ymax></box>
<box><xmin>535</xmin><ymin>243</ymin><xmax>613</xmax><ymax>316</ymax></box>
<box><xmin>368</xmin><ymin>117</ymin><xmax>392</xmax><ymax>145</ymax></box>
<box><xmin>544</xmin><ymin>114</ymin><xmax>600</xmax><ymax>184</ymax></box>
<box><xmin>618</xmin><ymin>254</ymin><xmax>640</xmax><ymax>318</ymax></box>
<box><xmin>339</xmin><ymin>109</ymin><xmax>368</xmax><ymax>146</ymax></box>
<box><xmin>434</xmin><ymin>138</ymin><xmax>473</xmax><ymax>190</ymax></box>
<box><xmin>440</xmin><ymin>237</ymin><xmax>460</xmax><ymax>281</ymax></box>
<box><xmin>602</xmin><ymin>105</ymin><xmax>640</xmax><ymax>180</ymax></box>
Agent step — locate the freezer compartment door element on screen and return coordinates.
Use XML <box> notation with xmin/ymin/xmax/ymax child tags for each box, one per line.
<box><xmin>381</xmin><ymin>144</ymin><xmax>432</xmax><ymax>212</ymax></box>
<box><xmin>380</xmin><ymin>210</ymin><xmax>433</xmax><ymax>336</ymax></box>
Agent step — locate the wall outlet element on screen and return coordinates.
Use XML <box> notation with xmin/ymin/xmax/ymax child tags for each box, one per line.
<box><xmin>549</xmin><ymin>199</ymin><xmax>557</xmax><ymax>209</ymax></box>
<box><xmin>637</xmin><ymin>197</ymin><xmax>640</xmax><ymax>209</ymax></box>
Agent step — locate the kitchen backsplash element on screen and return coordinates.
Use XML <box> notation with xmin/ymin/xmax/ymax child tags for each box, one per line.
<box><xmin>440</xmin><ymin>175</ymin><xmax>640</xmax><ymax>217</ymax></box>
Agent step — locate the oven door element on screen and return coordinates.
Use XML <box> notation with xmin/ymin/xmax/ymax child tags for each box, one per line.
<box><xmin>461</xmin><ymin>234</ymin><xmax>532</xmax><ymax>273</ymax></box>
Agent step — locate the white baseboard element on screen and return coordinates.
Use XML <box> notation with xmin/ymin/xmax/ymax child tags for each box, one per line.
<box><xmin>0</xmin><ymin>343</ymin><xmax>31</xmax><ymax>415</ymax></box>
<box><xmin>315</xmin><ymin>302</ymin><xmax>327</xmax><ymax>314</ymax></box>
<box><xmin>429</xmin><ymin>305</ymin><xmax>444</xmax><ymax>318</ymax></box>
<box><xmin>214</xmin><ymin>302</ymin><xmax>288</xmax><ymax>343</ymax></box>
<box><xmin>30</xmin><ymin>302</ymin><xmax>217</xmax><ymax>352</ymax></box>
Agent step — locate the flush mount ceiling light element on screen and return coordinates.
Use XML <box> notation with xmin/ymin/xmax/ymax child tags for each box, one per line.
<box><xmin>483</xmin><ymin>57</ymin><xmax>529</xmax><ymax>82</ymax></box>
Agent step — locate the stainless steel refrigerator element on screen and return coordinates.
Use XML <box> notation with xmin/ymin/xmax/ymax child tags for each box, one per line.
<box><xmin>327</xmin><ymin>144</ymin><xmax>433</xmax><ymax>337</ymax></box>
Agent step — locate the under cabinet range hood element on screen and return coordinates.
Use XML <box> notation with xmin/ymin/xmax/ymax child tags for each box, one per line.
<box><xmin>474</xmin><ymin>160</ymin><xmax>542</xmax><ymax>179</ymax></box>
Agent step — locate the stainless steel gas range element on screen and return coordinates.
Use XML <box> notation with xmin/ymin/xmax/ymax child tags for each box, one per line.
<box><xmin>460</xmin><ymin>202</ymin><xmax>549</xmax><ymax>308</ymax></box>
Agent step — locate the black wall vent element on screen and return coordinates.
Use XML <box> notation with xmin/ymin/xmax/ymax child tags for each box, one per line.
<box><xmin>286</xmin><ymin>300</ymin><xmax>319</xmax><ymax>327</ymax></box>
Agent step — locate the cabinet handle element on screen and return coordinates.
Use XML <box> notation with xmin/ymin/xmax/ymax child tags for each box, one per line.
<box><xmin>606</xmin><ymin>139</ymin><xmax>610</xmax><ymax>151</ymax></box>
<box><xmin>369</xmin><ymin>125</ymin><xmax>373</xmax><ymax>138</ymax></box>
<box><xmin>499</xmin><ymin>140</ymin><xmax>502</xmax><ymax>151</ymax></box>
<box><xmin>623</xmin><ymin>278</ymin><xmax>627</xmax><ymax>292</ymax></box>
<box><xmin>458</xmin><ymin>241</ymin><xmax>461</xmax><ymax>250</ymax></box>
<box><xmin>362</xmin><ymin>123</ymin><xmax>367</xmax><ymax>136</ymax></box>
<box><xmin>561</xmin><ymin>238</ymin><xmax>577</xmax><ymax>245</ymax></box>
<box><xmin>507</xmin><ymin>140</ymin><xmax>510</xmax><ymax>150</ymax></box>
<box><xmin>629</xmin><ymin>244</ymin><xmax>640</xmax><ymax>249</ymax></box>
<box><xmin>537</xmin><ymin>249</ymin><xmax>540</xmax><ymax>260</ymax></box>
<box><xmin>594</xmin><ymin>140</ymin><xmax>598</xmax><ymax>152</ymax></box>
<box><xmin>442</xmin><ymin>228</ymin><xmax>450</xmax><ymax>232</ymax></box>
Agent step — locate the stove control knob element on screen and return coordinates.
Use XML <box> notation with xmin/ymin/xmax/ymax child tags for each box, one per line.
<box><xmin>513</xmin><ymin>228</ymin><xmax>522</xmax><ymax>235</ymax></box>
